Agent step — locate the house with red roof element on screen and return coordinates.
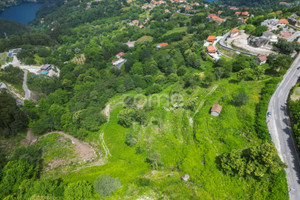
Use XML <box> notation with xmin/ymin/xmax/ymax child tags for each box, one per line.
<box><xmin>156</xmin><ymin>43</ymin><xmax>169</xmax><ymax>48</ymax></box>
<box><xmin>211</xmin><ymin>104</ymin><xmax>222</xmax><ymax>116</ymax></box>
<box><xmin>230</xmin><ymin>29</ymin><xmax>239</xmax><ymax>37</ymax></box>
<box><xmin>116</xmin><ymin>52</ymin><xmax>125</xmax><ymax>58</ymax></box>
<box><xmin>207</xmin><ymin>35</ymin><xmax>216</xmax><ymax>43</ymax></box>
<box><xmin>235</xmin><ymin>11</ymin><xmax>241</xmax><ymax>15</ymax></box>
<box><xmin>242</xmin><ymin>12</ymin><xmax>249</xmax><ymax>16</ymax></box>
<box><xmin>279</xmin><ymin>18</ymin><xmax>289</xmax><ymax>24</ymax></box>
<box><xmin>207</xmin><ymin>14</ymin><xmax>225</xmax><ymax>24</ymax></box>
<box><xmin>207</xmin><ymin>45</ymin><xmax>217</xmax><ymax>53</ymax></box>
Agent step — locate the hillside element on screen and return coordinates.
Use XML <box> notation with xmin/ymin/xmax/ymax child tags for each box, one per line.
<box><xmin>0</xmin><ymin>0</ymin><xmax>299</xmax><ymax>199</ymax></box>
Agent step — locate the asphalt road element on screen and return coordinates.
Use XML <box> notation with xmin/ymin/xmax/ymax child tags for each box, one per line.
<box><xmin>267</xmin><ymin>53</ymin><xmax>300</xmax><ymax>200</ymax></box>
<box><xmin>288</xmin><ymin>31</ymin><xmax>300</xmax><ymax>42</ymax></box>
<box><xmin>23</xmin><ymin>70</ymin><xmax>30</xmax><ymax>100</ymax></box>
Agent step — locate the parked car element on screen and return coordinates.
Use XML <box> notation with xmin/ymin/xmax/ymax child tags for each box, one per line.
<box><xmin>267</xmin><ymin>112</ymin><xmax>271</xmax><ymax>117</ymax></box>
<box><xmin>297</xmin><ymin>66</ymin><xmax>300</xmax><ymax>70</ymax></box>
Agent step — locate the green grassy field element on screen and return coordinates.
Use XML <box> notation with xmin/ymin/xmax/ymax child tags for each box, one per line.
<box><xmin>60</xmin><ymin>75</ymin><xmax>278</xmax><ymax>199</ymax></box>
<box><xmin>136</xmin><ymin>35</ymin><xmax>154</xmax><ymax>43</ymax></box>
<box><xmin>163</xmin><ymin>27</ymin><xmax>187</xmax><ymax>37</ymax></box>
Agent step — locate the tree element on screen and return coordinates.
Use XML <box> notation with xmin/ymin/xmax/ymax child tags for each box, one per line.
<box><xmin>146</xmin><ymin>152</ymin><xmax>162</xmax><ymax>169</ymax></box>
<box><xmin>237</xmin><ymin>68</ymin><xmax>255</xmax><ymax>81</ymax></box>
<box><xmin>233</xmin><ymin>90</ymin><xmax>249</xmax><ymax>106</ymax></box>
<box><xmin>94</xmin><ymin>175</ymin><xmax>121</xmax><ymax>197</ymax></box>
<box><xmin>64</xmin><ymin>181</ymin><xmax>93</xmax><ymax>200</ymax></box>
<box><xmin>219</xmin><ymin>143</ymin><xmax>286</xmax><ymax>178</ymax></box>
<box><xmin>125</xmin><ymin>132</ymin><xmax>137</xmax><ymax>147</ymax></box>
<box><xmin>0</xmin><ymin>161</ymin><xmax>37</xmax><ymax>199</ymax></box>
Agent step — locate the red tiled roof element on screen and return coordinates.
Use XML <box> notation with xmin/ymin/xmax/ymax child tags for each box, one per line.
<box><xmin>231</xmin><ymin>29</ymin><xmax>239</xmax><ymax>33</ymax></box>
<box><xmin>257</xmin><ymin>55</ymin><xmax>267</xmax><ymax>62</ymax></box>
<box><xmin>235</xmin><ymin>11</ymin><xmax>241</xmax><ymax>15</ymax></box>
<box><xmin>160</xmin><ymin>43</ymin><xmax>169</xmax><ymax>47</ymax></box>
<box><xmin>242</xmin><ymin>12</ymin><xmax>249</xmax><ymax>16</ymax></box>
<box><xmin>211</xmin><ymin>104</ymin><xmax>222</xmax><ymax>113</ymax></box>
<box><xmin>208</xmin><ymin>14</ymin><xmax>225</xmax><ymax>23</ymax></box>
<box><xmin>279</xmin><ymin>31</ymin><xmax>293</xmax><ymax>40</ymax></box>
<box><xmin>207</xmin><ymin>45</ymin><xmax>216</xmax><ymax>53</ymax></box>
<box><xmin>117</xmin><ymin>52</ymin><xmax>125</xmax><ymax>57</ymax></box>
<box><xmin>207</xmin><ymin>35</ymin><xmax>216</xmax><ymax>42</ymax></box>
<box><xmin>279</xmin><ymin>18</ymin><xmax>289</xmax><ymax>24</ymax></box>
<box><xmin>218</xmin><ymin>10</ymin><xmax>223</xmax><ymax>15</ymax></box>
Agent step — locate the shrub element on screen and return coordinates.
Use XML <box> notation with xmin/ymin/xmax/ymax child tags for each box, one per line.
<box><xmin>233</xmin><ymin>90</ymin><xmax>249</xmax><ymax>106</ymax></box>
<box><xmin>125</xmin><ymin>132</ymin><xmax>137</xmax><ymax>147</ymax></box>
<box><xmin>255</xmin><ymin>78</ymin><xmax>280</xmax><ymax>140</ymax></box>
<box><xmin>93</xmin><ymin>175</ymin><xmax>121</xmax><ymax>197</ymax></box>
<box><xmin>146</xmin><ymin>152</ymin><xmax>162</xmax><ymax>169</ymax></box>
<box><xmin>64</xmin><ymin>181</ymin><xmax>93</xmax><ymax>200</ymax></box>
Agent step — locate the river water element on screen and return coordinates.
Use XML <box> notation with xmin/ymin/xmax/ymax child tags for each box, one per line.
<box><xmin>0</xmin><ymin>2</ymin><xmax>43</xmax><ymax>25</ymax></box>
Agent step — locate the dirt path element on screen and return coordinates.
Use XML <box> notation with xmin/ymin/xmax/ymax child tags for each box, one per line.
<box><xmin>21</xmin><ymin>129</ymin><xmax>38</xmax><ymax>146</ymax></box>
<box><xmin>100</xmin><ymin>132</ymin><xmax>111</xmax><ymax>158</ymax></box>
<box><xmin>193</xmin><ymin>85</ymin><xmax>219</xmax><ymax>117</ymax></box>
<box><xmin>102</xmin><ymin>104</ymin><xmax>111</xmax><ymax>121</ymax></box>
<box><xmin>41</xmin><ymin>131</ymin><xmax>97</xmax><ymax>162</ymax></box>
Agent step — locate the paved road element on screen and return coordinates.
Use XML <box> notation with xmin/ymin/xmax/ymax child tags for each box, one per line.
<box><xmin>288</xmin><ymin>31</ymin><xmax>300</xmax><ymax>42</ymax></box>
<box><xmin>219</xmin><ymin>30</ymin><xmax>257</xmax><ymax>56</ymax></box>
<box><xmin>23</xmin><ymin>70</ymin><xmax>30</xmax><ymax>100</ymax></box>
<box><xmin>267</xmin><ymin>53</ymin><xmax>300</xmax><ymax>200</ymax></box>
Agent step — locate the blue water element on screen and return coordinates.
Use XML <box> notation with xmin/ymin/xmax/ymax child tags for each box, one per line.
<box><xmin>41</xmin><ymin>71</ymin><xmax>48</xmax><ymax>74</ymax></box>
<box><xmin>0</xmin><ymin>2</ymin><xmax>43</xmax><ymax>25</ymax></box>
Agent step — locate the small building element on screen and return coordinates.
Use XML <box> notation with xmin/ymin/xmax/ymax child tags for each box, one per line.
<box><xmin>242</xmin><ymin>12</ymin><xmax>249</xmax><ymax>16</ymax></box>
<box><xmin>207</xmin><ymin>14</ymin><xmax>225</xmax><ymax>25</ymax></box>
<box><xmin>218</xmin><ymin>10</ymin><xmax>223</xmax><ymax>15</ymax></box>
<box><xmin>262</xmin><ymin>31</ymin><xmax>278</xmax><ymax>43</ymax></box>
<box><xmin>255</xmin><ymin>55</ymin><xmax>268</xmax><ymax>65</ymax></box>
<box><xmin>235</xmin><ymin>11</ymin><xmax>241</xmax><ymax>15</ymax></box>
<box><xmin>206</xmin><ymin>35</ymin><xmax>216</xmax><ymax>43</ymax></box>
<box><xmin>230</xmin><ymin>6</ymin><xmax>238</xmax><ymax>10</ymax></box>
<box><xmin>211</xmin><ymin>104</ymin><xmax>222</xmax><ymax>116</ymax></box>
<box><xmin>156</xmin><ymin>43</ymin><xmax>169</xmax><ymax>48</ymax></box>
<box><xmin>116</xmin><ymin>52</ymin><xmax>125</xmax><ymax>59</ymax></box>
<box><xmin>165</xmin><ymin>9</ymin><xmax>170</xmax><ymax>13</ymax></box>
<box><xmin>8</xmin><ymin>48</ymin><xmax>22</xmax><ymax>57</ymax></box>
<box><xmin>40</xmin><ymin>64</ymin><xmax>52</xmax><ymax>74</ymax></box>
<box><xmin>288</xmin><ymin>14</ymin><xmax>300</xmax><ymax>27</ymax></box>
<box><xmin>279</xmin><ymin>31</ymin><xmax>293</xmax><ymax>40</ymax></box>
<box><xmin>112</xmin><ymin>58</ymin><xmax>127</xmax><ymax>69</ymax></box>
<box><xmin>230</xmin><ymin>29</ymin><xmax>239</xmax><ymax>37</ymax></box>
<box><xmin>279</xmin><ymin>18</ymin><xmax>289</xmax><ymax>25</ymax></box>
<box><xmin>207</xmin><ymin>45</ymin><xmax>216</xmax><ymax>53</ymax></box>
<box><xmin>248</xmin><ymin>36</ymin><xmax>269</xmax><ymax>47</ymax></box>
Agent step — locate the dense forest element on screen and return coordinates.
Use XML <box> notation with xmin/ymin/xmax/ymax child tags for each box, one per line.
<box><xmin>0</xmin><ymin>0</ymin><xmax>299</xmax><ymax>199</ymax></box>
<box><xmin>0</xmin><ymin>19</ymin><xmax>28</xmax><ymax>38</ymax></box>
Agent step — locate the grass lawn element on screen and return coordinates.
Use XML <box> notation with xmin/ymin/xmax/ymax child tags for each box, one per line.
<box><xmin>137</xmin><ymin>35</ymin><xmax>153</xmax><ymax>43</ymax></box>
<box><xmin>163</xmin><ymin>27</ymin><xmax>187</xmax><ymax>37</ymax></box>
<box><xmin>60</xmin><ymin>69</ymin><xmax>282</xmax><ymax>199</ymax></box>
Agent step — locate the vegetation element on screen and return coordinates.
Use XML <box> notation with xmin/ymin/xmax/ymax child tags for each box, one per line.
<box><xmin>0</xmin><ymin>91</ymin><xmax>28</xmax><ymax>137</ymax></box>
<box><xmin>1</xmin><ymin>0</ymin><xmax>300</xmax><ymax>199</ymax></box>
<box><xmin>289</xmin><ymin>84</ymin><xmax>300</xmax><ymax>149</ymax></box>
<box><xmin>219</xmin><ymin>142</ymin><xmax>286</xmax><ymax>178</ymax></box>
<box><xmin>94</xmin><ymin>175</ymin><xmax>121</xmax><ymax>197</ymax></box>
